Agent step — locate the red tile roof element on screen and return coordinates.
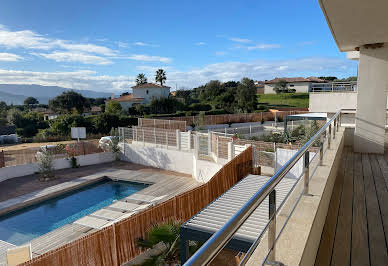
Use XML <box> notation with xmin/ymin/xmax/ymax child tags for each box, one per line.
<box><xmin>110</xmin><ymin>94</ymin><xmax>145</xmax><ymax>102</ymax></box>
<box><xmin>264</xmin><ymin>77</ymin><xmax>326</xmax><ymax>84</ymax></box>
<box><xmin>131</xmin><ymin>83</ymin><xmax>170</xmax><ymax>89</ymax></box>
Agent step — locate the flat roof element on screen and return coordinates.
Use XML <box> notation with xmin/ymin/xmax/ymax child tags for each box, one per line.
<box><xmin>287</xmin><ymin>112</ymin><xmax>327</xmax><ymax>119</ymax></box>
<box><xmin>181</xmin><ymin>174</ymin><xmax>297</xmax><ymax>252</ymax></box>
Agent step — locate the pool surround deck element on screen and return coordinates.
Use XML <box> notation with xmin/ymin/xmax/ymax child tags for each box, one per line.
<box><xmin>0</xmin><ymin>162</ymin><xmax>199</xmax><ymax>262</ymax></box>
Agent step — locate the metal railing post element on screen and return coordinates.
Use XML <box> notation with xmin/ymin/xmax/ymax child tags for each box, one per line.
<box><xmin>337</xmin><ymin>113</ymin><xmax>340</xmax><ymax>131</ymax></box>
<box><xmin>268</xmin><ymin>190</ymin><xmax>276</xmax><ymax>262</ymax></box>
<box><xmin>333</xmin><ymin>119</ymin><xmax>336</xmax><ymax>139</ymax></box>
<box><xmin>328</xmin><ymin>124</ymin><xmax>331</xmax><ymax>149</ymax></box>
<box><xmin>304</xmin><ymin>151</ymin><xmax>310</xmax><ymax>195</ymax></box>
<box><xmin>320</xmin><ymin>136</ymin><xmax>324</xmax><ymax>166</ymax></box>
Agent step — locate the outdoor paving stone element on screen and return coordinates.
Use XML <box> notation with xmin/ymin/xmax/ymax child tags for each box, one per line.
<box><xmin>109</xmin><ymin>201</ymin><xmax>139</xmax><ymax>211</ymax></box>
<box><xmin>91</xmin><ymin>208</ymin><xmax>124</xmax><ymax>220</ymax></box>
<box><xmin>74</xmin><ymin>216</ymin><xmax>110</xmax><ymax>229</ymax></box>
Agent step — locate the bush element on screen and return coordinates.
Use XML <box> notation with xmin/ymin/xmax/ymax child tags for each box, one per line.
<box><xmin>189</xmin><ymin>103</ymin><xmax>212</xmax><ymax>112</ymax></box>
<box><xmin>37</xmin><ymin>149</ymin><xmax>55</xmax><ymax>181</ymax></box>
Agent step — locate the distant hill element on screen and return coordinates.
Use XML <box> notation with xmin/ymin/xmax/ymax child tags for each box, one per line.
<box><xmin>0</xmin><ymin>84</ymin><xmax>113</xmax><ymax>105</ymax></box>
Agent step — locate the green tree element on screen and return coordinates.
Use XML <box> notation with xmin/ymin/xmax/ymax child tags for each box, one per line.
<box><xmin>44</xmin><ymin>114</ymin><xmax>92</xmax><ymax>136</ymax></box>
<box><xmin>11</xmin><ymin>111</ymin><xmax>48</xmax><ymax>137</ymax></box>
<box><xmin>24</xmin><ymin>97</ymin><xmax>39</xmax><ymax>105</ymax></box>
<box><xmin>136</xmin><ymin>73</ymin><xmax>148</xmax><ymax>85</ymax></box>
<box><xmin>105</xmin><ymin>101</ymin><xmax>122</xmax><ymax>114</ymax></box>
<box><xmin>148</xmin><ymin>97</ymin><xmax>184</xmax><ymax>114</ymax></box>
<box><xmin>49</xmin><ymin>91</ymin><xmax>88</xmax><ymax>114</ymax></box>
<box><xmin>155</xmin><ymin>69</ymin><xmax>167</xmax><ymax>86</ymax></box>
<box><xmin>273</xmin><ymin>80</ymin><xmax>288</xmax><ymax>93</ymax></box>
<box><xmin>236</xmin><ymin>78</ymin><xmax>258</xmax><ymax>112</ymax></box>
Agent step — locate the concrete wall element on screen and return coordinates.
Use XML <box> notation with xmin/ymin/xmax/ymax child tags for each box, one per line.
<box><xmin>264</xmin><ymin>82</ymin><xmax>310</xmax><ymax>94</ymax></box>
<box><xmin>275</xmin><ymin>148</ymin><xmax>315</xmax><ymax>179</ymax></box>
<box><xmin>120</xmin><ymin>143</ymin><xmax>225</xmax><ymax>182</ymax></box>
<box><xmin>121</xmin><ymin>143</ymin><xmax>193</xmax><ymax>175</ymax></box>
<box><xmin>309</xmin><ymin>91</ymin><xmax>388</xmax><ymax>113</ymax></box>
<box><xmin>309</xmin><ymin>92</ymin><xmax>358</xmax><ymax>112</ymax></box>
<box><xmin>192</xmin><ymin>157</ymin><xmax>223</xmax><ymax>183</ymax></box>
<box><xmin>0</xmin><ymin>152</ymin><xmax>114</xmax><ymax>183</ymax></box>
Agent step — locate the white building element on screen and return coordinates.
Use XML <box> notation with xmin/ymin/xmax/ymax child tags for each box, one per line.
<box><xmin>111</xmin><ymin>83</ymin><xmax>170</xmax><ymax>110</ymax></box>
<box><xmin>264</xmin><ymin>77</ymin><xmax>325</xmax><ymax>94</ymax></box>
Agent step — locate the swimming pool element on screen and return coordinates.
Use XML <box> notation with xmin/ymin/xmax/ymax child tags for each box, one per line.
<box><xmin>0</xmin><ymin>178</ymin><xmax>148</xmax><ymax>245</ymax></box>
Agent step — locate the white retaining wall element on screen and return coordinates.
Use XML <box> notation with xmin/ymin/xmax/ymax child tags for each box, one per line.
<box><xmin>192</xmin><ymin>157</ymin><xmax>223</xmax><ymax>183</ymax></box>
<box><xmin>275</xmin><ymin>148</ymin><xmax>315</xmax><ymax>179</ymax></box>
<box><xmin>121</xmin><ymin>143</ymin><xmax>225</xmax><ymax>182</ymax></box>
<box><xmin>0</xmin><ymin>152</ymin><xmax>114</xmax><ymax>183</ymax></box>
<box><xmin>121</xmin><ymin>143</ymin><xmax>193</xmax><ymax>175</ymax></box>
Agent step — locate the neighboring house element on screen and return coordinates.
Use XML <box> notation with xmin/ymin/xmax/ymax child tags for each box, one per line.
<box><xmin>110</xmin><ymin>83</ymin><xmax>170</xmax><ymax>110</ymax></box>
<box><xmin>255</xmin><ymin>81</ymin><xmax>265</xmax><ymax>94</ymax></box>
<box><xmin>264</xmin><ymin>77</ymin><xmax>326</xmax><ymax>94</ymax></box>
<box><xmin>43</xmin><ymin>110</ymin><xmax>59</xmax><ymax>121</ymax></box>
<box><xmin>90</xmin><ymin>106</ymin><xmax>102</xmax><ymax>115</ymax></box>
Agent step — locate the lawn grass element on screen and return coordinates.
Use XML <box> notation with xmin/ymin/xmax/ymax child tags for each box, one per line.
<box><xmin>257</xmin><ymin>93</ymin><xmax>309</xmax><ymax>108</ymax></box>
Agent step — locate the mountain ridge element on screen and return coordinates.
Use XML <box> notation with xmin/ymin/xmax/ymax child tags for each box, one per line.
<box><xmin>0</xmin><ymin>84</ymin><xmax>114</xmax><ymax>105</ymax></box>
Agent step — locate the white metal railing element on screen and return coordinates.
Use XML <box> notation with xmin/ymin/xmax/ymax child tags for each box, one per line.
<box><xmin>183</xmin><ymin>110</ymin><xmax>342</xmax><ymax>266</ymax></box>
<box><xmin>310</xmin><ymin>81</ymin><xmax>357</xmax><ymax>92</ymax></box>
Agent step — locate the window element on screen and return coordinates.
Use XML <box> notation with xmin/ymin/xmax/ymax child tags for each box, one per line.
<box><xmin>146</xmin><ymin>90</ymin><xmax>149</xmax><ymax>94</ymax></box>
<box><xmin>289</xmin><ymin>84</ymin><xmax>294</xmax><ymax>87</ymax></box>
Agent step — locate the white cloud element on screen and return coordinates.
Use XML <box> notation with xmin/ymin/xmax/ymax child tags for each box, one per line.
<box><xmin>195</xmin><ymin>42</ymin><xmax>206</xmax><ymax>46</ymax></box>
<box><xmin>136</xmin><ymin>65</ymin><xmax>171</xmax><ymax>72</ymax></box>
<box><xmin>126</xmin><ymin>54</ymin><xmax>172</xmax><ymax>63</ymax></box>
<box><xmin>117</xmin><ymin>41</ymin><xmax>129</xmax><ymax>48</ymax></box>
<box><xmin>247</xmin><ymin>44</ymin><xmax>281</xmax><ymax>50</ymax></box>
<box><xmin>165</xmin><ymin>57</ymin><xmax>357</xmax><ymax>88</ymax></box>
<box><xmin>36</xmin><ymin>51</ymin><xmax>113</xmax><ymax>65</ymax></box>
<box><xmin>0</xmin><ymin>57</ymin><xmax>357</xmax><ymax>92</ymax></box>
<box><xmin>133</xmin><ymin>41</ymin><xmax>158</xmax><ymax>47</ymax></box>
<box><xmin>0</xmin><ymin>25</ymin><xmax>116</xmax><ymax>56</ymax></box>
<box><xmin>0</xmin><ymin>69</ymin><xmax>134</xmax><ymax>92</ymax></box>
<box><xmin>229</xmin><ymin>37</ymin><xmax>252</xmax><ymax>43</ymax></box>
<box><xmin>0</xmin><ymin>52</ymin><xmax>23</xmax><ymax>62</ymax></box>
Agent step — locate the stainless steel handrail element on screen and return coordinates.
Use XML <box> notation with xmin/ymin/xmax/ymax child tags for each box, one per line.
<box><xmin>183</xmin><ymin>110</ymin><xmax>342</xmax><ymax>266</ymax></box>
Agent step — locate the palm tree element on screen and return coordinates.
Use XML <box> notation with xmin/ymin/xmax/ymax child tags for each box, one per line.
<box><xmin>155</xmin><ymin>69</ymin><xmax>167</xmax><ymax>86</ymax></box>
<box><xmin>136</xmin><ymin>220</ymin><xmax>198</xmax><ymax>265</ymax></box>
<box><xmin>136</xmin><ymin>73</ymin><xmax>148</xmax><ymax>85</ymax></box>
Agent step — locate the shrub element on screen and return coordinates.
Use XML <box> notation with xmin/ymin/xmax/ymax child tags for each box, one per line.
<box><xmin>189</xmin><ymin>103</ymin><xmax>212</xmax><ymax>112</ymax></box>
<box><xmin>37</xmin><ymin>149</ymin><xmax>55</xmax><ymax>181</ymax></box>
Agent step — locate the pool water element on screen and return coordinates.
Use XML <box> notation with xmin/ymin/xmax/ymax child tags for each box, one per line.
<box><xmin>0</xmin><ymin>179</ymin><xmax>147</xmax><ymax>245</ymax></box>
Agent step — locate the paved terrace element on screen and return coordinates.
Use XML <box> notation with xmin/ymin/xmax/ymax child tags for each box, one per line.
<box><xmin>0</xmin><ymin>161</ymin><xmax>199</xmax><ymax>265</ymax></box>
<box><xmin>316</xmin><ymin>147</ymin><xmax>388</xmax><ymax>265</ymax></box>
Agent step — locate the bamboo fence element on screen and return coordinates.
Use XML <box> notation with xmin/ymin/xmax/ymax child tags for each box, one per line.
<box><xmin>21</xmin><ymin>146</ymin><xmax>253</xmax><ymax>266</ymax></box>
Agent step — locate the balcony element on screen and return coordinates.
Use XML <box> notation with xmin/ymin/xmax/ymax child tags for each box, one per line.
<box><xmin>182</xmin><ymin>111</ymin><xmax>388</xmax><ymax>265</ymax></box>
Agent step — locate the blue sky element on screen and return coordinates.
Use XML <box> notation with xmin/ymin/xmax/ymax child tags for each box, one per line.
<box><xmin>0</xmin><ymin>0</ymin><xmax>357</xmax><ymax>92</ymax></box>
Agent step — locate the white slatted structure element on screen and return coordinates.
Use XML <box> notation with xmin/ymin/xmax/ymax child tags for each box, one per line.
<box><xmin>180</xmin><ymin>131</ymin><xmax>192</xmax><ymax>151</ymax></box>
<box><xmin>234</xmin><ymin>144</ymin><xmax>246</xmax><ymax>157</ymax></box>
<box><xmin>181</xmin><ymin>175</ymin><xmax>297</xmax><ymax>251</ymax></box>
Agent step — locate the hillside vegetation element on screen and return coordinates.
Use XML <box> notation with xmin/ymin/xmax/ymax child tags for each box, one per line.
<box><xmin>257</xmin><ymin>93</ymin><xmax>309</xmax><ymax>109</ymax></box>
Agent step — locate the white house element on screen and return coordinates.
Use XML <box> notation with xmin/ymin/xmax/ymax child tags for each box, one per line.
<box><xmin>263</xmin><ymin>77</ymin><xmax>325</xmax><ymax>94</ymax></box>
<box><xmin>111</xmin><ymin>83</ymin><xmax>170</xmax><ymax>110</ymax></box>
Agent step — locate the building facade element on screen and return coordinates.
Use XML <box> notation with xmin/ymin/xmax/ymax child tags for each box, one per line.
<box><xmin>111</xmin><ymin>83</ymin><xmax>171</xmax><ymax>110</ymax></box>
<box><xmin>264</xmin><ymin>77</ymin><xmax>325</xmax><ymax>94</ymax></box>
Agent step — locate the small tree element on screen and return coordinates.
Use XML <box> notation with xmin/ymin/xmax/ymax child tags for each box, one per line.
<box><xmin>110</xmin><ymin>128</ymin><xmax>121</xmax><ymax>160</ymax></box>
<box><xmin>24</xmin><ymin>97</ymin><xmax>39</xmax><ymax>105</ymax></box>
<box><xmin>136</xmin><ymin>73</ymin><xmax>148</xmax><ymax>85</ymax></box>
<box><xmin>37</xmin><ymin>148</ymin><xmax>55</xmax><ymax>181</ymax></box>
<box><xmin>274</xmin><ymin>80</ymin><xmax>288</xmax><ymax>93</ymax></box>
<box><xmin>105</xmin><ymin>101</ymin><xmax>122</xmax><ymax>114</ymax></box>
<box><xmin>155</xmin><ymin>69</ymin><xmax>167</xmax><ymax>86</ymax></box>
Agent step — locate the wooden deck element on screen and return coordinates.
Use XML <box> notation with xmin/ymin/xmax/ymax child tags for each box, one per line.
<box><xmin>315</xmin><ymin>147</ymin><xmax>388</xmax><ymax>265</ymax></box>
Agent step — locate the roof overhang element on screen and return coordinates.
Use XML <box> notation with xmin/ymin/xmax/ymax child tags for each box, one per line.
<box><xmin>318</xmin><ymin>0</ymin><xmax>388</xmax><ymax>52</ymax></box>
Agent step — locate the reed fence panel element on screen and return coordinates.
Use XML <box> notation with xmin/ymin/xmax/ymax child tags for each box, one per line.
<box><xmin>22</xmin><ymin>146</ymin><xmax>253</xmax><ymax>266</ymax></box>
